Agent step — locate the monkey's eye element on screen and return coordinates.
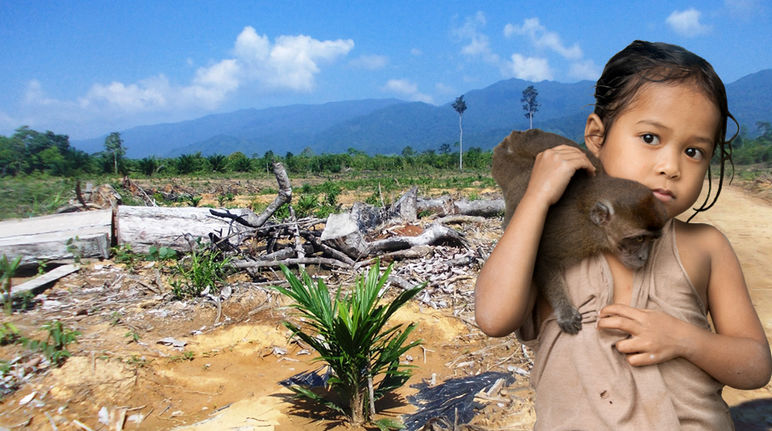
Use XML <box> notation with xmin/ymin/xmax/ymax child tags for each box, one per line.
<box><xmin>641</xmin><ymin>134</ymin><xmax>659</xmax><ymax>145</ymax></box>
<box><xmin>634</xmin><ymin>236</ymin><xmax>645</xmax><ymax>243</ymax></box>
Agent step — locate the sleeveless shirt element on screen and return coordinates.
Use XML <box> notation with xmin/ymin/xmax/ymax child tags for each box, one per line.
<box><xmin>518</xmin><ymin>219</ymin><xmax>734</xmax><ymax>430</ymax></box>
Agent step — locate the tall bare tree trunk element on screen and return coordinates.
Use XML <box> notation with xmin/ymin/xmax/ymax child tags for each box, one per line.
<box><xmin>458</xmin><ymin>113</ymin><xmax>464</xmax><ymax>171</ymax></box>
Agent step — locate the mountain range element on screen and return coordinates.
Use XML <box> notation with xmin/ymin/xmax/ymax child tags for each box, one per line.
<box><xmin>72</xmin><ymin>70</ymin><xmax>772</xmax><ymax>159</ymax></box>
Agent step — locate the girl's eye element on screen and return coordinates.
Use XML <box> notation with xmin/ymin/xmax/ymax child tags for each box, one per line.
<box><xmin>685</xmin><ymin>147</ymin><xmax>705</xmax><ymax>161</ymax></box>
<box><xmin>641</xmin><ymin>134</ymin><xmax>659</xmax><ymax>145</ymax></box>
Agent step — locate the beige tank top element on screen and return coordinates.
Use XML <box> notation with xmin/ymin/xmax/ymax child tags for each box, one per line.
<box><xmin>518</xmin><ymin>220</ymin><xmax>734</xmax><ymax>430</ymax></box>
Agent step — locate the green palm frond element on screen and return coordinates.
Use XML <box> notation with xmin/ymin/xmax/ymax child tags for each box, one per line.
<box><xmin>269</xmin><ymin>260</ymin><xmax>423</xmax><ymax>426</ymax></box>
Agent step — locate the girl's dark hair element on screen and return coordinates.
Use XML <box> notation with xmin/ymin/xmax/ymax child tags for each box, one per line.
<box><xmin>593</xmin><ymin>40</ymin><xmax>735</xmax><ymax>221</ymax></box>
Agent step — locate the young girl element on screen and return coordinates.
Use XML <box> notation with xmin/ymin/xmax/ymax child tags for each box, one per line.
<box><xmin>475</xmin><ymin>40</ymin><xmax>772</xmax><ymax>429</ymax></box>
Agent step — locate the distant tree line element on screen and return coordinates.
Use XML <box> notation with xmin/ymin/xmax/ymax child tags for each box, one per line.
<box><xmin>2</xmin><ymin>123</ymin><xmax>770</xmax><ymax>179</ymax></box>
<box><xmin>731</xmin><ymin>121</ymin><xmax>772</xmax><ymax>164</ymax></box>
<box><xmin>0</xmin><ymin>127</ymin><xmax>493</xmax><ymax>178</ymax></box>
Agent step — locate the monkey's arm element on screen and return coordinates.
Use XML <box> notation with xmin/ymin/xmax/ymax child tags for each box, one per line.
<box><xmin>598</xmin><ymin>227</ymin><xmax>771</xmax><ymax>389</ymax></box>
<box><xmin>476</xmin><ymin>144</ymin><xmax>596</xmax><ymax>336</ymax></box>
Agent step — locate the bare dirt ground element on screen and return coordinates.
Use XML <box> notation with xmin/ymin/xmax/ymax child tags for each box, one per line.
<box><xmin>1</xmin><ymin>179</ymin><xmax>771</xmax><ymax>431</ymax></box>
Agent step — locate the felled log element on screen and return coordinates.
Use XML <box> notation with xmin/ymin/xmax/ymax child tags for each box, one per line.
<box><xmin>115</xmin><ymin>206</ymin><xmax>257</xmax><ymax>253</ymax></box>
<box><xmin>417</xmin><ymin>195</ymin><xmax>504</xmax><ymax>217</ymax></box>
<box><xmin>4</xmin><ymin>264</ymin><xmax>80</xmax><ymax>299</ymax></box>
<box><xmin>0</xmin><ymin>209</ymin><xmax>112</xmax><ymax>267</ymax></box>
<box><xmin>117</xmin><ymin>162</ymin><xmax>294</xmax><ymax>253</ymax></box>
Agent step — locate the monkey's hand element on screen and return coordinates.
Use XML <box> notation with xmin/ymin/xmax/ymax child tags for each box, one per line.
<box><xmin>526</xmin><ymin>145</ymin><xmax>596</xmax><ymax>207</ymax></box>
<box><xmin>597</xmin><ymin>304</ymin><xmax>689</xmax><ymax>366</ymax></box>
<box><xmin>555</xmin><ymin>305</ymin><xmax>583</xmax><ymax>334</ymax></box>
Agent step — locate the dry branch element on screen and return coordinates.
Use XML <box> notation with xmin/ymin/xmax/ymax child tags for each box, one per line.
<box><xmin>232</xmin><ymin>256</ymin><xmax>351</xmax><ymax>270</ymax></box>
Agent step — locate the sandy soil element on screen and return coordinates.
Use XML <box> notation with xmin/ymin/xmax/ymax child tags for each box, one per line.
<box><xmin>0</xmin><ymin>182</ymin><xmax>771</xmax><ymax>430</ymax></box>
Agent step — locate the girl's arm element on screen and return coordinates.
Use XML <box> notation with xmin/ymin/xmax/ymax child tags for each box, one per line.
<box><xmin>475</xmin><ymin>145</ymin><xmax>596</xmax><ymax>337</ymax></box>
<box><xmin>598</xmin><ymin>225</ymin><xmax>772</xmax><ymax>389</ymax></box>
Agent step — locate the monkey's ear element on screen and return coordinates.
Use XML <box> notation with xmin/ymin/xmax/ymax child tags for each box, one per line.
<box><xmin>584</xmin><ymin>113</ymin><xmax>605</xmax><ymax>156</ymax></box>
<box><xmin>590</xmin><ymin>200</ymin><xmax>614</xmax><ymax>226</ymax></box>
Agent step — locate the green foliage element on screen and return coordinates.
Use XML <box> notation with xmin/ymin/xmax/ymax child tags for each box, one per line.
<box><xmin>732</xmin><ymin>124</ymin><xmax>772</xmax><ymax>164</ymax></box>
<box><xmin>0</xmin><ymin>322</ymin><xmax>20</xmax><ymax>345</ymax></box>
<box><xmin>0</xmin><ymin>176</ymin><xmax>72</xmax><ymax>218</ymax></box>
<box><xmin>177</xmin><ymin>152</ymin><xmax>206</xmax><ymax>174</ymax></box>
<box><xmin>1</xmin><ymin>255</ymin><xmax>22</xmax><ymax>315</ymax></box>
<box><xmin>272</xmin><ymin>203</ymin><xmax>291</xmax><ymax>221</ymax></box>
<box><xmin>138</xmin><ymin>157</ymin><xmax>160</xmax><ymax>176</ymax></box>
<box><xmin>125</xmin><ymin>330</ymin><xmax>140</xmax><ymax>343</ymax></box>
<box><xmin>228</xmin><ymin>151</ymin><xmax>252</xmax><ymax>172</ymax></box>
<box><xmin>170</xmin><ymin>351</ymin><xmax>195</xmax><ymax>362</ymax></box>
<box><xmin>104</xmin><ymin>132</ymin><xmax>126</xmax><ymax>174</ymax></box>
<box><xmin>217</xmin><ymin>191</ymin><xmax>235</xmax><ymax>207</ymax></box>
<box><xmin>270</xmin><ymin>261</ymin><xmax>423</xmax><ymax>426</ymax></box>
<box><xmin>146</xmin><ymin>245</ymin><xmax>177</xmax><ymax>261</ymax></box>
<box><xmin>187</xmin><ymin>195</ymin><xmax>203</xmax><ymax>207</ymax></box>
<box><xmin>112</xmin><ymin>243</ymin><xmax>138</xmax><ymax>268</ymax></box>
<box><xmin>22</xmin><ymin>320</ymin><xmax>80</xmax><ymax>366</ymax></box>
<box><xmin>295</xmin><ymin>194</ymin><xmax>319</xmax><ymax>218</ymax></box>
<box><xmin>207</xmin><ymin>154</ymin><xmax>229</xmax><ymax>173</ymax></box>
<box><xmin>171</xmin><ymin>242</ymin><xmax>232</xmax><ymax>299</ymax></box>
<box><xmin>0</xmin><ymin>127</ymin><xmax>94</xmax><ymax>177</ymax></box>
<box><xmin>65</xmin><ymin>236</ymin><xmax>82</xmax><ymax>264</ymax></box>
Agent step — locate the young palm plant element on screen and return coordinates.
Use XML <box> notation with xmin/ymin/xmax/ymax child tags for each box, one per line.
<box><xmin>272</xmin><ymin>261</ymin><xmax>423</xmax><ymax>428</ymax></box>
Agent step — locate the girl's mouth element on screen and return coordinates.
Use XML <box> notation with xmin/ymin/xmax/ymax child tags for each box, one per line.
<box><xmin>652</xmin><ymin>188</ymin><xmax>675</xmax><ymax>202</ymax></box>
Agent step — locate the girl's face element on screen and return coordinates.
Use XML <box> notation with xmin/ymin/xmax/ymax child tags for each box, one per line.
<box><xmin>585</xmin><ymin>82</ymin><xmax>721</xmax><ymax>218</ymax></box>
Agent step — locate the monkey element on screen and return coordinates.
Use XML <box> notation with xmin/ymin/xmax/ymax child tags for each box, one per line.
<box><xmin>491</xmin><ymin>129</ymin><xmax>668</xmax><ymax>334</ymax></box>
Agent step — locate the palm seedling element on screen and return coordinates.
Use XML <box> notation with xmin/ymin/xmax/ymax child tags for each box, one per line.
<box><xmin>272</xmin><ymin>260</ymin><xmax>424</xmax><ymax>428</ymax></box>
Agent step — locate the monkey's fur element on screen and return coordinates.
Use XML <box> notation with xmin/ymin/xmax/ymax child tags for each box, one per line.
<box><xmin>492</xmin><ymin>129</ymin><xmax>668</xmax><ymax>334</ymax></box>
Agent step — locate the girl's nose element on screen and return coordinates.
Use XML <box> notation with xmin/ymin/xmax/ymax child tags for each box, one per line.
<box><xmin>656</xmin><ymin>150</ymin><xmax>680</xmax><ymax>179</ymax></box>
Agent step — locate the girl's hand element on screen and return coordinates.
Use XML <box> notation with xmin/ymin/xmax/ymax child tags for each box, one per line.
<box><xmin>525</xmin><ymin>145</ymin><xmax>596</xmax><ymax>207</ymax></box>
<box><xmin>597</xmin><ymin>304</ymin><xmax>692</xmax><ymax>366</ymax></box>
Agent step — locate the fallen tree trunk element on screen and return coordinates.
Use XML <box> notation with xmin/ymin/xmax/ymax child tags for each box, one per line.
<box><xmin>115</xmin><ymin>206</ymin><xmax>257</xmax><ymax>253</ymax></box>
<box><xmin>417</xmin><ymin>195</ymin><xmax>504</xmax><ymax>217</ymax></box>
<box><xmin>0</xmin><ymin>209</ymin><xmax>112</xmax><ymax>267</ymax></box>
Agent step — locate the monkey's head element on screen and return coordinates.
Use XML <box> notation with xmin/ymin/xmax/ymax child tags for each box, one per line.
<box><xmin>588</xmin><ymin>178</ymin><xmax>669</xmax><ymax>270</ymax></box>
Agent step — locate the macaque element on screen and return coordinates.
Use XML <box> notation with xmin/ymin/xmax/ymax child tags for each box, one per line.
<box><xmin>491</xmin><ymin>129</ymin><xmax>668</xmax><ymax>334</ymax></box>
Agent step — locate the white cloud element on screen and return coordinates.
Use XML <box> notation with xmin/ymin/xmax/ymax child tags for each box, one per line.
<box><xmin>569</xmin><ymin>59</ymin><xmax>601</xmax><ymax>81</ymax></box>
<box><xmin>503</xmin><ymin>54</ymin><xmax>553</xmax><ymax>81</ymax></box>
<box><xmin>504</xmin><ymin>18</ymin><xmax>582</xmax><ymax>60</ymax></box>
<box><xmin>383</xmin><ymin>79</ymin><xmax>434</xmax><ymax>103</ymax></box>
<box><xmin>13</xmin><ymin>26</ymin><xmax>355</xmax><ymax>136</ymax></box>
<box><xmin>349</xmin><ymin>54</ymin><xmax>388</xmax><ymax>70</ymax></box>
<box><xmin>454</xmin><ymin>11</ymin><xmax>500</xmax><ymax>64</ymax></box>
<box><xmin>232</xmin><ymin>27</ymin><xmax>354</xmax><ymax>91</ymax></box>
<box><xmin>666</xmin><ymin>8</ymin><xmax>711</xmax><ymax>37</ymax></box>
<box><xmin>84</xmin><ymin>77</ymin><xmax>169</xmax><ymax>112</ymax></box>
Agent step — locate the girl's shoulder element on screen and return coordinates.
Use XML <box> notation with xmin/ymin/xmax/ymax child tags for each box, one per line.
<box><xmin>673</xmin><ymin>219</ymin><xmax>731</xmax><ymax>252</ymax></box>
<box><xmin>673</xmin><ymin>219</ymin><xmax>735</xmax><ymax>296</ymax></box>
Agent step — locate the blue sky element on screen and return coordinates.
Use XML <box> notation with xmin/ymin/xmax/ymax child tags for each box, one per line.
<box><xmin>1</xmin><ymin>0</ymin><xmax>770</xmax><ymax>140</ymax></box>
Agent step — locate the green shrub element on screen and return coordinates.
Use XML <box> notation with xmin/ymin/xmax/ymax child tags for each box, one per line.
<box><xmin>1</xmin><ymin>255</ymin><xmax>22</xmax><ymax>315</ymax></box>
<box><xmin>171</xmin><ymin>242</ymin><xmax>232</xmax><ymax>299</ymax></box>
<box><xmin>23</xmin><ymin>320</ymin><xmax>80</xmax><ymax>366</ymax></box>
<box><xmin>271</xmin><ymin>261</ymin><xmax>423</xmax><ymax>427</ymax></box>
